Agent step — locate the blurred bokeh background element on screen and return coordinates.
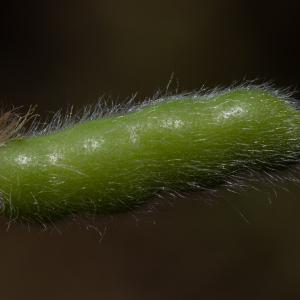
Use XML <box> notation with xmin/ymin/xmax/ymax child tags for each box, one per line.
<box><xmin>1</xmin><ymin>1</ymin><xmax>300</xmax><ymax>299</ymax></box>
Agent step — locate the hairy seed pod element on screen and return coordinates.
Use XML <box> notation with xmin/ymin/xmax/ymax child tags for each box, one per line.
<box><xmin>0</xmin><ymin>88</ymin><xmax>300</xmax><ymax>222</ymax></box>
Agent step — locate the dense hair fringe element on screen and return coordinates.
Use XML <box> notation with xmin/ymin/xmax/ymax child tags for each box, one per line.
<box><xmin>0</xmin><ymin>80</ymin><xmax>298</xmax><ymax>145</ymax></box>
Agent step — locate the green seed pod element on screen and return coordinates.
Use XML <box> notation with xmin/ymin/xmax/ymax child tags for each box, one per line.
<box><xmin>0</xmin><ymin>87</ymin><xmax>300</xmax><ymax>222</ymax></box>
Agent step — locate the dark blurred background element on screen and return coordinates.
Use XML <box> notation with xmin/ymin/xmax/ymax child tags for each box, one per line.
<box><xmin>1</xmin><ymin>1</ymin><xmax>300</xmax><ymax>299</ymax></box>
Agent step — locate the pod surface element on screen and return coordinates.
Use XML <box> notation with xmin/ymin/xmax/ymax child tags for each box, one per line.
<box><xmin>0</xmin><ymin>89</ymin><xmax>300</xmax><ymax>222</ymax></box>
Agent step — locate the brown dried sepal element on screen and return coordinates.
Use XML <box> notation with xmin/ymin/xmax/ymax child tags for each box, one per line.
<box><xmin>0</xmin><ymin>107</ymin><xmax>36</xmax><ymax>146</ymax></box>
